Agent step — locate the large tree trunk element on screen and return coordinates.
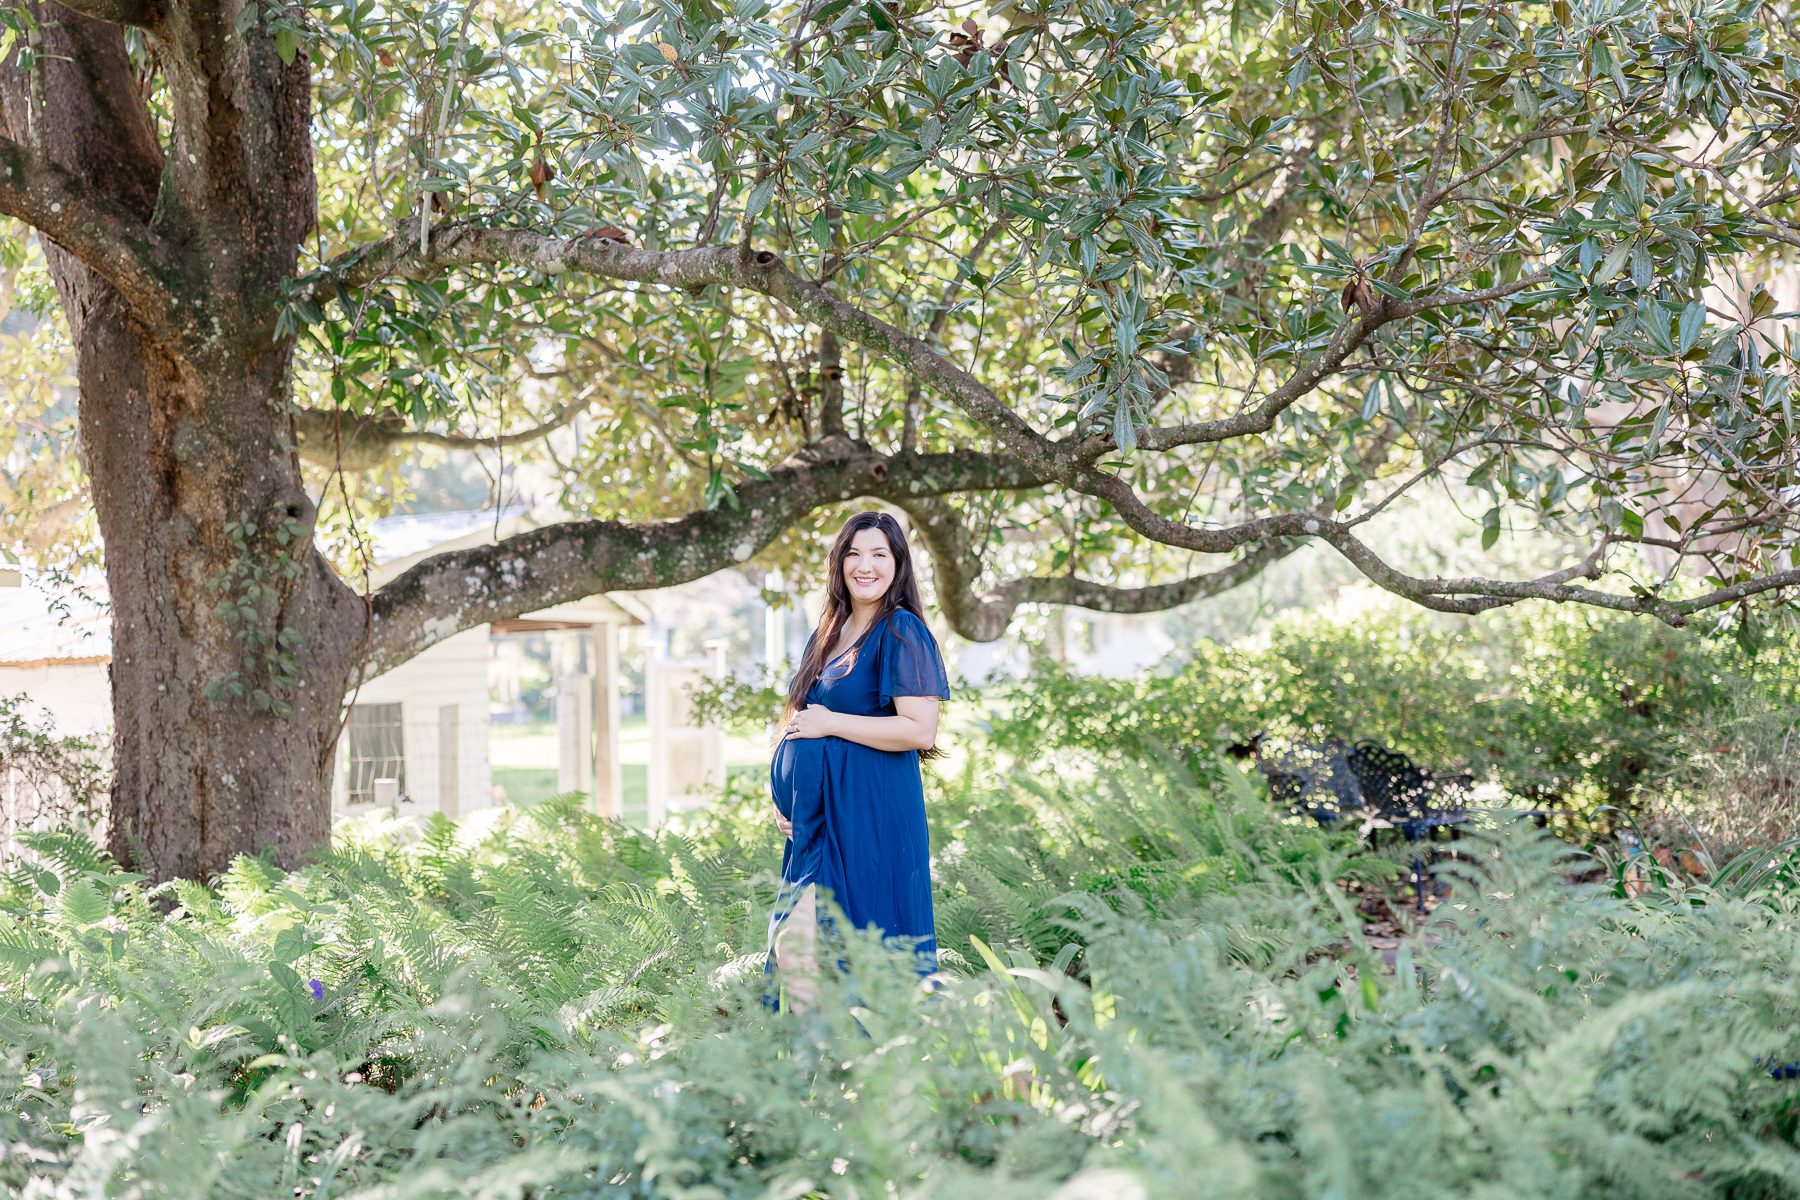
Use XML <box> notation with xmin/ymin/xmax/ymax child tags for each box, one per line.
<box><xmin>78</xmin><ymin>298</ymin><xmax>365</xmax><ymax>880</ymax></box>
<box><xmin>2</xmin><ymin>3</ymin><xmax>363</xmax><ymax>882</ymax></box>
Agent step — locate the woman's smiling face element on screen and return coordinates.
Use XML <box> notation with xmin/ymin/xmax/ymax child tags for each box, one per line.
<box><xmin>842</xmin><ymin>527</ymin><xmax>896</xmax><ymax>604</ymax></box>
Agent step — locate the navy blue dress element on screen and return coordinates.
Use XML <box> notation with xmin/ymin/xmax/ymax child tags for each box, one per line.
<box><xmin>763</xmin><ymin>607</ymin><xmax>951</xmax><ymax>1004</ymax></box>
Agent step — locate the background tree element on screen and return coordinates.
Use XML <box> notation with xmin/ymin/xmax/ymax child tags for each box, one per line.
<box><xmin>2</xmin><ymin>0</ymin><xmax>1798</xmax><ymax>881</ymax></box>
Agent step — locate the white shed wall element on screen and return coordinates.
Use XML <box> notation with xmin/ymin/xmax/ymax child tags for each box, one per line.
<box><xmin>0</xmin><ymin>663</ymin><xmax>113</xmax><ymax>734</ymax></box>
<box><xmin>330</xmin><ymin>626</ymin><xmax>493</xmax><ymax>820</ymax></box>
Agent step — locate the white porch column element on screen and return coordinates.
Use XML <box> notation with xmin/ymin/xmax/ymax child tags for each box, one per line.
<box><xmin>590</xmin><ymin>621</ymin><xmax>623</xmax><ymax>820</ymax></box>
<box><xmin>645</xmin><ymin>654</ymin><xmax>668</xmax><ymax>830</ymax></box>
<box><xmin>645</xmin><ymin>648</ymin><xmax>726</xmax><ymax>830</ymax></box>
<box><xmin>556</xmin><ymin>671</ymin><xmax>594</xmax><ymax>799</ymax></box>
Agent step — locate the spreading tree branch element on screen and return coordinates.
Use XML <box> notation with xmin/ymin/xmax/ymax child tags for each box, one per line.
<box><xmin>898</xmin><ymin>493</ymin><xmax>1302</xmax><ymax>641</ymax></box>
<box><xmin>292</xmin><ymin>393</ymin><xmax>594</xmax><ymax>469</ymax></box>
<box><xmin>901</xmin><ymin>407</ymin><xmax>1410</xmax><ymax>638</ymax></box>
<box><xmin>364</xmin><ymin>447</ymin><xmax>1048</xmax><ymax>674</ymax></box>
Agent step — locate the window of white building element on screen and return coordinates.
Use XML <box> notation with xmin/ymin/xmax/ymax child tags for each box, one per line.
<box><xmin>345</xmin><ymin>703</ymin><xmax>405</xmax><ymax>805</ymax></box>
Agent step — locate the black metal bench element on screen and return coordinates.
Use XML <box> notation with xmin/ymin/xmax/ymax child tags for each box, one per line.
<box><xmin>1258</xmin><ymin>737</ymin><xmax>1364</xmax><ymax>827</ymax></box>
<box><xmin>1256</xmin><ymin>737</ymin><xmax>1474</xmax><ymax>911</ymax></box>
<box><xmin>1345</xmin><ymin>740</ymin><xmax>1473</xmax><ymax>840</ymax></box>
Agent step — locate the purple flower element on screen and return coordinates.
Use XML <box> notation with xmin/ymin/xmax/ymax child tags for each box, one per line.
<box><xmin>308</xmin><ymin>978</ymin><xmax>325</xmax><ymax>1002</ymax></box>
<box><xmin>1755</xmin><ymin>1055</ymin><xmax>1800</xmax><ymax>1080</ymax></box>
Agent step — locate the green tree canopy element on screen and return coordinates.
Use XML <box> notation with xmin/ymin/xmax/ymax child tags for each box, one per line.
<box><xmin>9</xmin><ymin>0</ymin><xmax>1800</xmax><ymax>637</ymax></box>
<box><xmin>293</xmin><ymin>0</ymin><xmax>1800</xmax><ymax>630</ymax></box>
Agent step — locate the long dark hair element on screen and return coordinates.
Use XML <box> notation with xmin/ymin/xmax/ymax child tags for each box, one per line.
<box><xmin>775</xmin><ymin>511</ymin><xmax>945</xmax><ymax>760</ymax></box>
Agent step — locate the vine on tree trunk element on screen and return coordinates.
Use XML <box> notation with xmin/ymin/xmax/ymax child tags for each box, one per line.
<box><xmin>202</xmin><ymin>507</ymin><xmax>309</xmax><ymax>718</ymax></box>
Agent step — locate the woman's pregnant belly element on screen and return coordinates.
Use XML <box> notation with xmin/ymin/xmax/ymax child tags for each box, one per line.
<box><xmin>769</xmin><ymin>735</ymin><xmax>827</xmax><ymax>820</ymax></box>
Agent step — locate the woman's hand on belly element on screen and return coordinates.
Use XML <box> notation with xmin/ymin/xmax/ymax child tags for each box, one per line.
<box><xmin>782</xmin><ymin>703</ymin><xmax>839</xmax><ymax>740</ymax></box>
<box><xmin>769</xmin><ymin>799</ymin><xmax>792</xmax><ymax>839</ymax></box>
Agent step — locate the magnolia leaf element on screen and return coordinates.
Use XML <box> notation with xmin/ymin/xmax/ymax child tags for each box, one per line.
<box><xmin>1595</xmin><ymin>241</ymin><xmax>1632</xmax><ymax>284</ymax></box>
<box><xmin>744</xmin><ymin>176</ymin><xmax>777</xmax><ymax>224</ymax></box>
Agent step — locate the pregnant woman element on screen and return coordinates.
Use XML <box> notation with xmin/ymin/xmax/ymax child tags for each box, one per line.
<box><xmin>763</xmin><ymin>510</ymin><xmax>951</xmax><ymax>1014</ymax></box>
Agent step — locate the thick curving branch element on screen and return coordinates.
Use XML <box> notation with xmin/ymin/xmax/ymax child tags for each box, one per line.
<box><xmin>365</xmin><ymin>447</ymin><xmax>1048</xmax><ymax>675</ymax></box>
<box><xmin>0</xmin><ymin>136</ymin><xmax>186</xmax><ymax>335</ymax></box>
<box><xmin>1325</xmin><ymin>536</ymin><xmax>1800</xmax><ymax>624</ymax></box>
<box><xmin>303</xmin><ymin>217</ymin><xmax>737</xmax><ymax>297</ymax></box>
<box><xmin>902</xmin><ymin>410</ymin><xmax>1411</xmax><ymax>639</ymax></box>
<box><xmin>898</xmin><ymin>493</ymin><xmax>1302</xmax><ymax>641</ymax></box>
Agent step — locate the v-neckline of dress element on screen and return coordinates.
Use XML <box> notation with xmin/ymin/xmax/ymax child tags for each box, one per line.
<box><xmin>826</xmin><ymin>611</ymin><xmax>885</xmax><ymax>670</ymax></box>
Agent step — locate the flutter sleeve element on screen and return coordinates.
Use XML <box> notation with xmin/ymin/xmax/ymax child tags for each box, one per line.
<box><xmin>877</xmin><ymin>609</ymin><xmax>951</xmax><ymax>709</ymax></box>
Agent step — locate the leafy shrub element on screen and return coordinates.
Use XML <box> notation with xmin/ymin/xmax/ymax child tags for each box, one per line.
<box><xmin>0</xmin><ymin>695</ymin><xmax>108</xmax><ymax>864</ymax></box>
<box><xmin>989</xmin><ymin>605</ymin><xmax>1800</xmax><ymax>822</ymax></box>
<box><xmin>1659</xmin><ymin>695</ymin><xmax>1800</xmax><ymax>856</ymax></box>
<box><xmin>1612</xmin><ymin>694</ymin><xmax>1800</xmax><ymax>894</ymax></box>
<box><xmin>2</xmin><ymin>740</ymin><xmax>1799</xmax><ymax>1196</ymax></box>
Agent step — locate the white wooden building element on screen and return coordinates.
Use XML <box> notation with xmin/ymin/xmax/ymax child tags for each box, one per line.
<box><xmin>343</xmin><ymin>506</ymin><xmax>661</xmax><ymax>823</ymax></box>
<box><xmin>0</xmin><ymin>566</ymin><xmax>112</xmax><ymax>736</ymax></box>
